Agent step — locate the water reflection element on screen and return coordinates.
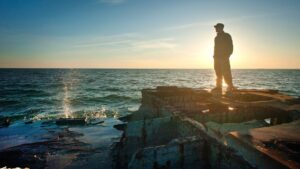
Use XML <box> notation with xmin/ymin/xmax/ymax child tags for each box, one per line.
<box><xmin>62</xmin><ymin>70</ymin><xmax>77</xmax><ymax>118</ymax></box>
<box><xmin>63</xmin><ymin>85</ymin><xmax>72</xmax><ymax>118</ymax></box>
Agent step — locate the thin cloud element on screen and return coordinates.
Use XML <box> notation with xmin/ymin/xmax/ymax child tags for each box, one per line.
<box><xmin>74</xmin><ymin>33</ymin><xmax>137</xmax><ymax>48</ymax></box>
<box><xmin>164</xmin><ymin>21</ymin><xmax>212</xmax><ymax>31</ymax></box>
<box><xmin>163</xmin><ymin>13</ymin><xmax>281</xmax><ymax>31</ymax></box>
<box><xmin>73</xmin><ymin>34</ymin><xmax>177</xmax><ymax>50</ymax></box>
<box><xmin>132</xmin><ymin>38</ymin><xmax>177</xmax><ymax>50</ymax></box>
<box><xmin>98</xmin><ymin>0</ymin><xmax>125</xmax><ymax>5</ymax></box>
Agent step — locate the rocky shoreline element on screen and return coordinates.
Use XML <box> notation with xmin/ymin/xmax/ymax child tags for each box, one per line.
<box><xmin>112</xmin><ymin>86</ymin><xmax>300</xmax><ymax>169</ymax></box>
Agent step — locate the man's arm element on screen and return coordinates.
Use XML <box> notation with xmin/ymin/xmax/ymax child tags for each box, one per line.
<box><xmin>213</xmin><ymin>37</ymin><xmax>217</xmax><ymax>58</ymax></box>
<box><xmin>227</xmin><ymin>34</ymin><xmax>233</xmax><ymax>56</ymax></box>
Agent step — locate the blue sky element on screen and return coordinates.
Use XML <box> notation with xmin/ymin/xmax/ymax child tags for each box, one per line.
<box><xmin>0</xmin><ymin>0</ymin><xmax>300</xmax><ymax>68</ymax></box>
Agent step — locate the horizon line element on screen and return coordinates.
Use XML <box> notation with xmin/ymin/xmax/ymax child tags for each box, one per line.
<box><xmin>0</xmin><ymin>67</ymin><xmax>300</xmax><ymax>70</ymax></box>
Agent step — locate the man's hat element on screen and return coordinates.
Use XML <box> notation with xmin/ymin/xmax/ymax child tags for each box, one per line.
<box><xmin>214</xmin><ymin>23</ymin><xmax>224</xmax><ymax>28</ymax></box>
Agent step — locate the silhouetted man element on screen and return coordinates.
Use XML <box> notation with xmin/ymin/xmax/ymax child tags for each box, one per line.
<box><xmin>212</xmin><ymin>23</ymin><xmax>236</xmax><ymax>92</ymax></box>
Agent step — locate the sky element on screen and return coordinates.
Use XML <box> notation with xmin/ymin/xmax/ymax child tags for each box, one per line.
<box><xmin>0</xmin><ymin>0</ymin><xmax>300</xmax><ymax>68</ymax></box>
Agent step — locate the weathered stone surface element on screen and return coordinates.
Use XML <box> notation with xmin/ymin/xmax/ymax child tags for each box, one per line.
<box><xmin>113</xmin><ymin>86</ymin><xmax>300</xmax><ymax>169</ymax></box>
<box><xmin>128</xmin><ymin>136</ymin><xmax>206</xmax><ymax>169</ymax></box>
<box><xmin>226</xmin><ymin>120</ymin><xmax>300</xmax><ymax>169</ymax></box>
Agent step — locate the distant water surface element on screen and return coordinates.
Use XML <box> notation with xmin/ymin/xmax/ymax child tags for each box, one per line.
<box><xmin>1</xmin><ymin>69</ymin><xmax>300</xmax><ymax>121</ymax></box>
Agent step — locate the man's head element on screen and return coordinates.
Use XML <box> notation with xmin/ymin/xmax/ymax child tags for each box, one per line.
<box><xmin>214</xmin><ymin>23</ymin><xmax>224</xmax><ymax>33</ymax></box>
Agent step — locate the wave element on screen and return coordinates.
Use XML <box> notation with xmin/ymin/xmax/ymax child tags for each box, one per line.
<box><xmin>30</xmin><ymin>112</ymin><xmax>62</xmax><ymax>121</ymax></box>
<box><xmin>24</xmin><ymin>108</ymin><xmax>44</xmax><ymax>114</ymax></box>
<box><xmin>1</xmin><ymin>89</ymin><xmax>52</xmax><ymax>97</ymax></box>
<box><xmin>28</xmin><ymin>106</ymin><xmax>120</xmax><ymax>121</ymax></box>
<box><xmin>102</xmin><ymin>94</ymin><xmax>132</xmax><ymax>101</ymax></box>
<box><xmin>85</xmin><ymin>87</ymin><xmax>122</xmax><ymax>92</ymax></box>
<box><xmin>0</xmin><ymin>100</ymin><xmax>20</xmax><ymax>106</ymax></box>
<box><xmin>45</xmin><ymin>83</ymin><xmax>64</xmax><ymax>88</ymax></box>
<box><xmin>70</xmin><ymin>94</ymin><xmax>138</xmax><ymax>105</ymax></box>
<box><xmin>0</xmin><ymin>114</ymin><xmax>25</xmax><ymax>122</ymax></box>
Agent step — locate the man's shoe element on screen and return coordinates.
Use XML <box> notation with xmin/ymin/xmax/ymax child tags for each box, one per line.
<box><xmin>226</xmin><ymin>86</ymin><xmax>237</xmax><ymax>92</ymax></box>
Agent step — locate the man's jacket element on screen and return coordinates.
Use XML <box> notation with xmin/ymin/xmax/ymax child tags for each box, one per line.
<box><xmin>214</xmin><ymin>32</ymin><xmax>233</xmax><ymax>58</ymax></box>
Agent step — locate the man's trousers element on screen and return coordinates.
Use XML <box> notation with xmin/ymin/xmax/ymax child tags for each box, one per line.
<box><xmin>214</xmin><ymin>57</ymin><xmax>233</xmax><ymax>88</ymax></box>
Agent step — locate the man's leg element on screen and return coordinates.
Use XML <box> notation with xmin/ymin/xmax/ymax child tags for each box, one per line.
<box><xmin>222</xmin><ymin>58</ymin><xmax>233</xmax><ymax>88</ymax></box>
<box><xmin>214</xmin><ymin>58</ymin><xmax>223</xmax><ymax>88</ymax></box>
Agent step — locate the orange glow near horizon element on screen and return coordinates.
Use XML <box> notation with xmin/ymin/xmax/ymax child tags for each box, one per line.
<box><xmin>1</xmin><ymin>26</ymin><xmax>299</xmax><ymax>69</ymax></box>
<box><xmin>0</xmin><ymin>25</ymin><xmax>299</xmax><ymax>69</ymax></box>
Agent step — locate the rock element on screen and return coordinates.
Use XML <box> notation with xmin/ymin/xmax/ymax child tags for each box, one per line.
<box><xmin>56</xmin><ymin>118</ymin><xmax>86</xmax><ymax>125</ymax></box>
<box><xmin>113</xmin><ymin>123</ymin><xmax>126</xmax><ymax>131</ymax></box>
<box><xmin>0</xmin><ymin>117</ymin><xmax>11</xmax><ymax>127</ymax></box>
<box><xmin>89</xmin><ymin>119</ymin><xmax>104</xmax><ymax>125</ymax></box>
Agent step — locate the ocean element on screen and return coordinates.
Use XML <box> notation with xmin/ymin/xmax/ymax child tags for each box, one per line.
<box><xmin>0</xmin><ymin>69</ymin><xmax>300</xmax><ymax>168</ymax></box>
